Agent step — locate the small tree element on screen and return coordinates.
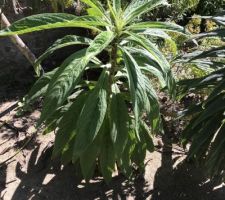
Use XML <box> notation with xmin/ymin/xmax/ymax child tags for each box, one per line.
<box><xmin>0</xmin><ymin>0</ymin><xmax>186</xmax><ymax>182</ymax></box>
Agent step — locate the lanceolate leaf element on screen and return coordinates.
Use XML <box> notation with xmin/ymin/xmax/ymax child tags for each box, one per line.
<box><xmin>143</xmin><ymin>76</ymin><xmax>161</xmax><ymax>132</ymax></box>
<box><xmin>141</xmin><ymin>29</ymin><xmax>172</xmax><ymax>40</ymax></box>
<box><xmin>127</xmin><ymin>21</ymin><xmax>185</xmax><ymax>34</ymax></box>
<box><xmin>52</xmin><ymin>93</ymin><xmax>87</xmax><ymax>158</ymax></box>
<box><xmin>192</xmin><ymin>94</ymin><xmax>225</xmax><ymax>128</ymax></box>
<box><xmin>124</xmin><ymin>0</ymin><xmax>168</xmax><ymax>24</ymax></box>
<box><xmin>25</xmin><ymin>67</ymin><xmax>58</xmax><ymax>104</ymax></box>
<box><xmin>130</xmin><ymin>47</ymin><xmax>167</xmax><ymax>87</ymax></box>
<box><xmin>110</xmin><ymin>84</ymin><xmax>129</xmax><ymax>157</ymax></box>
<box><xmin>0</xmin><ymin>14</ymin><xmax>107</xmax><ymax>36</ymax></box>
<box><xmin>80</xmin><ymin>133</ymin><xmax>103</xmax><ymax>181</ymax></box>
<box><xmin>100</xmin><ymin>130</ymin><xmax>116</xmax><ymax>183</ymax></box>
<box><xmin>207</xmin><ymin>124</ymin><xmax>225</xmax><ymax>176</ymax></box>
<box><xmin>38</xmin><ymin>49</ymin><xmax>86</xmax><ymax>125</ymax></box>
<box><xmin>188</xmin><ymin>115</ymin><xmax>223</xmax><ymax>159</ymax></box>
<box><xmin>195</xmin><ymin>28</ymin><xmax>225</xmax><ymax>39</ymax></box>
<box><xmin>73</xmin><ymin>70</ymin><xmax>109</xmax><ymax>156</ymax></box>
<box><xmin>125</xmin><ymin>32</ymin><xmax>175</xmax><ymax>96</ymax></box>
<box><xmin>140</xmin><ymin>120</ymin><xmax>154</xmax><ymax>152</ymax></box>
<box><xmin>39</xmin><ymin>31</ymin><xmax>114</xmax><ymax>124</ymax></box>
<box><xmin>35</xmin><ymin>35</ymin><xmax>93</xmax><ymax>67</ymax></box>
<box><xmin>118</xmin><ymin>130</ymin><xmax>136</xmax><ymax>177</ymax></box>
<box><xmin>190</xmin><ymin>46</ymin><xmax>225</xmax><ymax>61</ymax></box>
<box><xmin>113</xmin><ymin>0</ymin><xmax>122</xmax><ymax>12</ymax></box>
<box><xmin>121</xmin><ymin>47</ymin><xmax>150</xmax><ymax>139</ymax></box>
<box><xmin>81</xmin><ymin>0</ymin><xmax>107</xmax><ymax>20</ymax></box>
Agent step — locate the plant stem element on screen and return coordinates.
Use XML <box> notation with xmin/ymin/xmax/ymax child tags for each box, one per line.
<box><xmin>109</xmin><ymin>39</ymin><xmax>118</xmax><ymax>91</ymax></box>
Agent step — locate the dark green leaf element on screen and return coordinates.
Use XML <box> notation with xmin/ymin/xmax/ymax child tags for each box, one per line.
<box><xmin>110</xmin><ymin>84</ymin><xmax>129</xmax><ymax>157</ymax></box>
<box><xmin>73</xmin><ymin>70</ymin><xmax>109</xmax><ymax>156</ymax></box>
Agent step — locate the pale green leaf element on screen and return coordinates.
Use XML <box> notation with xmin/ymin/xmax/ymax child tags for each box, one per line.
<box><xmin>127</xmin><ymin>21</ymin><xmax>186</xmax><ymax>34</ymax></box>
<box><xmin>113</xmin><ymin>0</ymin><xmax>121</xmax><ymax>12</ymax></box>
<box><xmin>125</xmin><ymin>32</ymin><xmax>175</xmax><ymax>96</ymax></box>
<box><xmin>81</xmin><ymin>0</ymin><xmax>109</xmax><ymax>22</ymax></box>
<box><xmin>124</xmin><ymin>0</ymin><xmax>168</xmax><ymax>24</ymax></box>
<box><xmin>0</xmin><ymin>14</ymin><xmax>108</xmax><ymax>36</ymax></box>
<box><xmin>121</xmin><ymin>47</ymin><xmax>150</xmax><ymax>139</ymax></box>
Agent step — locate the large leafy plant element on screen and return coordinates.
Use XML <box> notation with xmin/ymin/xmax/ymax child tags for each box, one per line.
<box><xmin>0</xmin><ymin>0</ymin><xmax>185</xmax><ymax>182</ymax></box>
<box><xmin>177</xmin><ymin>14</ymin><xmax>225</xmax><ymax>179</ymax></box>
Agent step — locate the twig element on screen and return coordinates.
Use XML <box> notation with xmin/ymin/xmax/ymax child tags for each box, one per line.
<box><xmin>0</xmin><ymin>133</ymin><xmax>37</xmax><ymax>167</ymax></box>
<box><xmin>0</xmin><ymin>120</ymin><xmax>18</xmax><ymax>132</ymax></box>
<box><xmin>0</xmin><ymin>102</ymin><xmax>18</xmax><ymax>119</ymax></box>
<box><xmin>0</xmin><ymin>135</ymin><xmax>15</xmax><ymax>145</ymax></box>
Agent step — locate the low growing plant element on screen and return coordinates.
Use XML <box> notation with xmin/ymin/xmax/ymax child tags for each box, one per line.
<box><xmin>0</xmin><ymin>0</ymin><xmax>186</xmax><ymax>182</ymax></box>
<box><xmin>177</xmin><ymin>14</ymin><xmax>225</xmax><ymax>180</ymax></box>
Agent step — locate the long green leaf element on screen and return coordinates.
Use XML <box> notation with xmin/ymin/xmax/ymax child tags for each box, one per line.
<box><xmin>52</xmin><ymin>93</ymin><xmax>87</xmax><ymax>157</ymax></box>
<box><xmin>124</xmin><ymin>0</ymin><xmax>168</xmax><ymax>24</ymax></box>
<box><xmin>190</xmin><ymin>46</ymin><xmax>225</xmax><ymax>61</ymax></box>
<box><xmin>188</xmin><ymin>116</ymin><xmax>223</xmax><ymax>159</ymax></box>
<box><xmin>121</xmin><ymin>47</ymin><xmax>150</xmax><ymax>139</ymax></box>
<box><xmin>80</xmin><ymin>133</ymin><xmax>102</xmax><ymax>182</ymax></box>
<box><xmin>192</xmin><ymin>95</ymin><xmax>225</xmax><ymax>128</ymax></box>
<box><xmin>113</xmin><ymin>0</ymin><xmax>122</xmax><ymax>12</ymax></box>
<box><xmin>129</xmin><ymin>47</ymin><xmax>167</xmax><ymax>87</ymax></box>
<box><xmin>127</xmin><ymin>21</ymin><xmax>186</xmax><ymax>34</ymax></box>
<box><xmin>195</xmin><ymin>28</ymin><xmax>225</xmax><ymax>39</ymax></box>
<box><xmin>140</xmin><ymin>120</ymin><xmax>154</xmax><ymax>152</ymax></box>
<box><xmin>99</xmin><ymin>132</ymin><xmax>116</xmax><ymax>183</ymax></box>
<box><xmin>38</xmin><ymin>49</ymin><xmax>86</xmax><ymax>125</ymax></box>
<box><xmin>25</xmin><ymin>67</ymin><xmax>58</xmax><ymax>105</ymax></box>
<box><xmin>110</xmin><ymin>84</ymin><xmax>129</xmax><ymax>157</ymax></box>
<box><xmin>143</xmin><ymin>75</ymin><xmax>161</xmax><ymax>132</ymax></box>
<box><xmin>0</xmin><ymin>14</ymin><xmax>108</xmax><ymax>36</ymax></box>
<box><xmin>125</xmin><ymin>32</ymin><xmax>175</xmax><ymax>96</ymax></box>
<box><xmin>73</xmin><ymin>70</ymin><xmax>109</xmax><ymax>156</ymax></box>
<box><xmin>81</xmin><ymin>0</ymin><xmax>107</xmax><ymax>19</ymax></box>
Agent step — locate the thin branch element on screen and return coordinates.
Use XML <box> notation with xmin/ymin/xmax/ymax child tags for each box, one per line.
<box><xmin>0</xmin><ymin>9</ymin><xmax>40</xmax><ymax>75</ymax></box>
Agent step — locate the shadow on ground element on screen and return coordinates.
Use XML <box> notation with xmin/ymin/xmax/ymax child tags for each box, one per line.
<box><xmin>5</xmin><ymin>137</ymin><xmax>225</xmax><ymax>200</ymax></box>
<box><xmin>151</xmin><ymin>133</ymin><xmax>225</xmax><ymax>200</ymax></box>
<box><xmin>9</xmin><ymin>144</ymin><xmax>149</xmax><ymax>200</ymax></box>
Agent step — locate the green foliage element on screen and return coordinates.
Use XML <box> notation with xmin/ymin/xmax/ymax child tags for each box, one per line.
<box><xmin>0</xmin><ymin>0</ymin><xmax>186</xmax><ymax>182</ymax></box>
<box><xmin>27</xmin><ymin>0</ymin><xmax>75</xmax><ymax>13</ymax></box>
<box><xmin>171</xmin><ymin>0</ymin><xmax>199</xmax><ymax>16</ymax></box>
<box><xmin>49</xmin><ymin>0</ymin><xmax>74</xmax><ymax>12</ymax></box>
<box><xmin>196</xmin><ymin>0</ymin><xmax>225</xmax><ymax>15</ymax></box>
<box><xmin>178</xmin><ymin>14</ymin><xmax>225</xmax><ymax>179</ymax></box>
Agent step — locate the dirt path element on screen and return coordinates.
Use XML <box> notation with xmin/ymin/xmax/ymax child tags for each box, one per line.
<box><xmin>0</xmin><ymin>101</ymin><xmax>225</xmax><ymax>200</ymax></box>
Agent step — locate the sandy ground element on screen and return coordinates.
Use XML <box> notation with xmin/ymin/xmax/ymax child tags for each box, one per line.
<box><xmin>0</xmin><ymin>101</ymin><xmax>225</xmax><ymax>200</ymax></box>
